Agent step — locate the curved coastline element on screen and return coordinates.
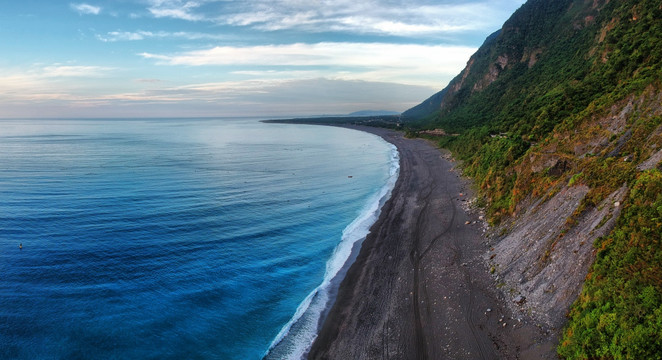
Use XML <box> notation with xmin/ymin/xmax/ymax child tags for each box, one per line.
<box><xmin>307</xmin><ymin>126</ymin><xmax>557</xmax><ymax>359</ymax></box>
<box><xmin>263</xmin><ymin>129</ymin><xmax>400</xmax><ymax>360</ymax></box>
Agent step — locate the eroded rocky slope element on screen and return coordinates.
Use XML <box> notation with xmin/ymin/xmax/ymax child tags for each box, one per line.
<box><xmin>404</xmin><ymin>0</ymin><xmax>662</xmax><ymax>357</ymax></box>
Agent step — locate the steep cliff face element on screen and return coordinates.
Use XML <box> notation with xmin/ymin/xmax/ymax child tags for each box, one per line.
<box><xmin>404</xmin><ymin>0</ymin><xmax>662</xmax><ymax>358</ymax></box>
<box><xmin>402</xmin><ymin>0</ymin><xmax>581</xmax><ymax>122</ymax></box>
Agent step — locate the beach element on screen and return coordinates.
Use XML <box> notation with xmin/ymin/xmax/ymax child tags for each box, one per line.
<box><xmin>309</xmin><ymin>126</ymin><xmax>555</xmax><ymax>359</ymax></box>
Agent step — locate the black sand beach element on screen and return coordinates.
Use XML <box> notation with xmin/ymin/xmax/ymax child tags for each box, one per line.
<box><xmin>308</xmin><ymin>126</ymin><xmax>554</xmax><ymax>359</ymax></box>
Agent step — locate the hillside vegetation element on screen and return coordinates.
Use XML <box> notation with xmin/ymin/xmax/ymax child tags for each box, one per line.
<box><xmin>403</xmin><ymin>0</ymin><xmax>662</xmax><ymax>358</ymax></box>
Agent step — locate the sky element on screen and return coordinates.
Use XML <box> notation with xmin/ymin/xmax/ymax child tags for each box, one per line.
<box><xmin>0</xmin><ymin>0</ymin><xmax>527</xmax><ymax>118</ymax></box>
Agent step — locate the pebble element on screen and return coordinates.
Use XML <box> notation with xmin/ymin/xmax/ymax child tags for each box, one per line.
<box><xmin>513</xmin><ymin>295</ymin><xmax>527</xmax><ymax>305</ymax></box>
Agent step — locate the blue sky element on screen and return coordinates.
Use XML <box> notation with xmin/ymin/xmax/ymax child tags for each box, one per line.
<box><xmin>0</xmin><ymin>0</ymin><xmax>526</xmax><ymax>118</ymax></box>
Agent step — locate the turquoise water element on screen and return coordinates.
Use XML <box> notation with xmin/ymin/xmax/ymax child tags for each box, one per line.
<box><xmin>0</xmin><ymin>118</ymin><xmax>398</xmax><ymax>359</ymax></box>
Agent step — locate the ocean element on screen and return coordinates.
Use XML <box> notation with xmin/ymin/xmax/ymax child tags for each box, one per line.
<box><xmin>0</xmin><ymin>118</ymin><xmax>398</xmax><ymax>359</ymax></box>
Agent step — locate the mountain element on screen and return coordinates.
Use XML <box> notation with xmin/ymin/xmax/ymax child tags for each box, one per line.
<box><xmin>400</xmin><ymin>29</ymin><xmax>499</xmax><ymax>121</ymax></box>
<box><xmin>404</xmin><ymin>0</ymin><xmax>662</xmax><ymax>358</ymax></box>
<box><xmin>399</xmin><ymin>87</ymin><xmax>449</xmax><ymax>120</ymax></box>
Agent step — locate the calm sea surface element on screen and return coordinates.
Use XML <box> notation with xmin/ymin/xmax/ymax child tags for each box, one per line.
<box><xmin>0</xmin><ymin>118</ymin><xmax>398</xmax><ymax>359</ymax></box>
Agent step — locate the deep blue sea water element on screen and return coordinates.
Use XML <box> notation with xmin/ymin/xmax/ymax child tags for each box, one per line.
<box><xmin>0</xmin><ymin>118</ymin><xmax>398</xmax><ymax>359</ymax></box>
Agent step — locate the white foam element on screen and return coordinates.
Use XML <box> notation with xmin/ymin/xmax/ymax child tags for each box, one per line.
<box><xmin>264</xmin><ymin>142</ymin><xmax>400</xmax><ymax>359</ymax></box>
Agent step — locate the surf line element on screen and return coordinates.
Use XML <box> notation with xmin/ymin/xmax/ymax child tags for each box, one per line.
<box><xmin>264</xmin><ymin>142</ymin><xmax>399</xmax><ymax>360</ymax></box>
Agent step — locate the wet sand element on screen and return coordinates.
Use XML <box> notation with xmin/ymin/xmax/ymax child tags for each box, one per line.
<box><xmin>308</xmin><ymin>126</ymin><xmax>554</xmax><ymax>360</ymax></box>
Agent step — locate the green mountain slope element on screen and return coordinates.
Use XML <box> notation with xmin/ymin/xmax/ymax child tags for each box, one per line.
<box><xmin>404</xmin><ymin>0</ymin><xmax>662</xmax><ymax>358</ymax></box>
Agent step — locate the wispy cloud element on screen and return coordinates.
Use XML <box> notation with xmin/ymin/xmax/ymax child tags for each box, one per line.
<box><xmin>41</xmin><ymin>65</ymin><xmax>113</xmax><ymax>78</ymax></box>
<box><xmin>140</xmin><ymin>42</ymin><xmax>476</xmax><ymax>87</ymax></box>
<box><xmin>135</xmin><ymin>78</ymin><xmax>163</xmax><ymax>83</ymax></box>
<box><xmin>143</xmin><ymin>0</ymin><xmax>523</xmax><ymax>37</ymax></box>
<box><xmin>0</xmin><ymin>64</ymin><xmax>114</xmax><ymax>103</ymax></box>
<box><xmin>99</xmin><ymin>77</ymin><xmax>437</xmax><ymax>116</ymax></box>
<box><xmin>1</xmin><ymin>0</ymin><xmax>529</xmax><ymax>118</ymax></box>
<box><xmin>222</xmin><ymin>2</ymin><xmax>492</xmax><ymax>35</ymax></box>
<box><xmin>0</xmin><ymin>74</ymin><xmax>436</xmax><ymax>118</ymax></box>
<box><xmin>147</xmin><ymin>0</ymin><xmax>205</xmax><ymax>21</ymax></box>
<box><xmin>97</xmin><ymin>30</ymin><xmax>228</xmax><ymax>42</ymax></box>
<box><xmin>70</xmin><ymin>3</ymin><xmax>102</xmax><ymax>15</ymax></box>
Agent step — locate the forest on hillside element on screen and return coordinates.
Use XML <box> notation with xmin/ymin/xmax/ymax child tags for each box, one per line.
<box><xmin>404</xmin><ymin>0</ymin><xmax>662</xmax><ymax>358</ymax></box>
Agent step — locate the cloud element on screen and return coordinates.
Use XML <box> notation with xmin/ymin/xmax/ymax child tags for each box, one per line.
<box><xmin>200</xmin><ymin>78</ymin><xmax>436</xmax><ymax>115</ymax></box>
<box><xmin>222</xmin><ymin>2</ymin><xmax>492</xmax><ymax>35</ymax></box>
<box><xmin>94</xmin><ymin>78</ymin><xmax>437</xmax><ymax>117</ymax></box>
<box><xmin>41</xmin><ymin>65</ymin><xmax>113</xmax><ymax>78</ymax></box>
<box><xmin>97</xmin><ymin>30</ymin><xmax>228</xmax><ymax>42</ymax></box>
<box><xmin>140</xmin><ymin>42</ymin><xmax>476</xmax><ymax>87</ymax></box>
<box><xmin>70</xmin><ymin>3</ymin><xmax>102</xmax><ymax>15</ymax></box>
<box><xmin>0</xmin><ymin>64</ymin><xmax>114</xmax><ymax>104</ymax></box>
<box><xmin>147</xmin><ymin>0</ymin><xmax>205</xmax><ymax>21</ymax></box>
<box><xmin>135</xmin><ymin>78</ymin><xmax>163</xmax><ymax>83</ymax></box>
<box><xmin>142</xmin><ymin>0</ymin><xmax>525</xmax><ymax>37</ymax></box>
<box><xmin>0</xmin><ymin>67</ymin><xmax>436</xmax><ymax>118</ymax></box>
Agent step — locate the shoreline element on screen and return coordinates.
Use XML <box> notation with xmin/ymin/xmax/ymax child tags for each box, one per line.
<box><xmin>308</xmin><ymin>125</ymin><xmax>556</xmax><ymax>359</ymax></box>
<box><xmin>263</xmin><ymin>132</ymin><xmax>399</xmax><ymax>360</ymax></box>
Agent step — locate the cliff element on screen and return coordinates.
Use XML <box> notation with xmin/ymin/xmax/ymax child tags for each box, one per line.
<box><xmin>404</xmin><ymin>0</ymin><xmax>662</xmax><ymax>358</ymax></box>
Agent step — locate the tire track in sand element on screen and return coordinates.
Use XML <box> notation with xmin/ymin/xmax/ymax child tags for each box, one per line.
<box><xmin>412</xmin><ymin>145</ymin><xmax>494</xmax><ymax>360</ymax></box>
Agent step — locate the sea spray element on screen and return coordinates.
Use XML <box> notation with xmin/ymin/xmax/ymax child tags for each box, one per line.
<box><xmin>264</xmin><ymin>143</ymin><xmax>400</xmax><ymax>360</ymax></box>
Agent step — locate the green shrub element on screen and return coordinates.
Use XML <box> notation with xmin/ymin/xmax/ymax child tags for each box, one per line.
<box><xmin>558</xmin><ymin>170</ymin><xmax>662</xmax><ymax>359</ymax></box>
